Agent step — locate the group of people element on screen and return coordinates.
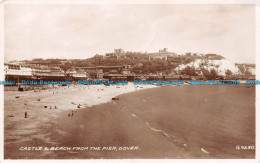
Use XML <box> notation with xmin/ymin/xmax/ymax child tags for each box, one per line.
<box><xmin>68</xmin><ymin>109</ymin><xmax>77</xmax><ymax>117</ymax></box>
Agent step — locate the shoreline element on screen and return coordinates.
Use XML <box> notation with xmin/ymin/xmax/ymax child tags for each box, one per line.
<box><xmin>4</xmin><ymin>83</ymin><xmax>158</xmax><ymax>153</ymax></box>
<box><xmin>4</xmin><ymin>83</ymin><xmax>255</xmax><ymax>159</ymax></box>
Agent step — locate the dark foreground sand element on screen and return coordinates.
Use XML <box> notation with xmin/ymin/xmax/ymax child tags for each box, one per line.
<box><xmin>4</xmin><ymin>84</ymin><xmax>255</xmax><ymax>159</ymax></box>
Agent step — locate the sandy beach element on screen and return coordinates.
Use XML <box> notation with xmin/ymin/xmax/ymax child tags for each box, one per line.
<box><xmin>4</xmin><ymin>83</ymin><xmax>255</xmax><ymax>159</ymax></box>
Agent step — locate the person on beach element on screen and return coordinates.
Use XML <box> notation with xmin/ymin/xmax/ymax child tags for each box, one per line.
<box><xmin>9</xmin><ymin>114</ymin><xmax>14</xmax><ymax>118</ymax></box>
<box><xmin>24</xmin><ymin>112</ymin><xmax>27</xmax><ymax>118</ymax></box>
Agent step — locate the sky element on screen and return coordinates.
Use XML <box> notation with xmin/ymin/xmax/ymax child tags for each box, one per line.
<box><xmin>4</xmin><ymin>4</ymin><xmax>255</xmax><ymax>63</ymax></box>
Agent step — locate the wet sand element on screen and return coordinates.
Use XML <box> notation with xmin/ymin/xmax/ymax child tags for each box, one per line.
<box><xmin>4</xmin><ymin>84</ymin><xmax>255</xmax><ymax>159</ymax></box>
<box><xmin>115</xmin><ymin>84</ymin><xmax>255</xmax><ymax>158</ymax></box>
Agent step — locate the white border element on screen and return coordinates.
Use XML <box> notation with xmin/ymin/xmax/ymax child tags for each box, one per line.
<box><xmin>255</xmin><ymin>3</ymin><xmax>260</xmax><ymax>161</ymax></box>
<box><xmin>1</xmin><ymin>0</ymin><xmax>260</xmax><ymax>5</ymax></box>
<box><xmin>0</xmin><ymin>1</ymin><xmax>4</xmax><ymax>162</ymax></box>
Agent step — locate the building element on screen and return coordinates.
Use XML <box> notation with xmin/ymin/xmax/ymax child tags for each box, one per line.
<box><xmin>122</xmin><ymin>65</ymin><xmax>131</xmax><ymax>75</ymax></box>
<box><xmin>105</xmin><ymin>49</ymin><xmax>126</xmax><ymax>59</ymax></box>
<box><xmin>4</xmin><ymin>63</ymin><xmax>32</xmax><ymax>83</ymax></box>
<box><xmin>105</xmin><ymin>48</ymin><xmax>178</xmax><ymax>60</ymax></box>
<box><xmin>69</xmin><ymin>67</ymin><xmax>102</xmax><ymax>79</ymax></box>
<box><xmin>4</xmin><ymin>63</ymin><xmax>32</xmax><ymax>76</ymax></box>
<box><xmin>148</xmin><ymin>48</ymin><xmax>178</xmax><ymax>60</ymax></box>
<box><xmin>205</xmin><ymin>54</ymin><xmax>224</xmax><ymax>60</ymax></box>
<box><xmin>97</xmin><ymin>65</ymin><xmax>131</xmax><ymax>75</ymax></box>
<box><xmin>66</xmin><ymin>67</ymin><xmax>87</xmax><ymax>79</ymax></box>
<box><xmin>32</xmin><ymin>67</ymin><xmax>65</xmax><ymax>78</ymax></box>
<box><xmin>68</xmin><ymin>65</ymin><xmax>132</xmax><ymax>80</ymax></box>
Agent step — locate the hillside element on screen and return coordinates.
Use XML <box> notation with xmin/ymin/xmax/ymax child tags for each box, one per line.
<box><xmin>176</xmin><ymin>59</ymin><xmax>241</xmax><ymax>76</ymax></box>
<box><xmin>16</xmin><ymin>52</ymin><xmax>255</xmax><ymax>77</ymax></box>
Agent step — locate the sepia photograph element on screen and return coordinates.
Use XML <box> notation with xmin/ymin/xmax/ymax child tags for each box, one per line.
<box><xmin>1</xmin><ymin>1</ymin><xmax>257</xmax><ymax>160</ymax></box>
